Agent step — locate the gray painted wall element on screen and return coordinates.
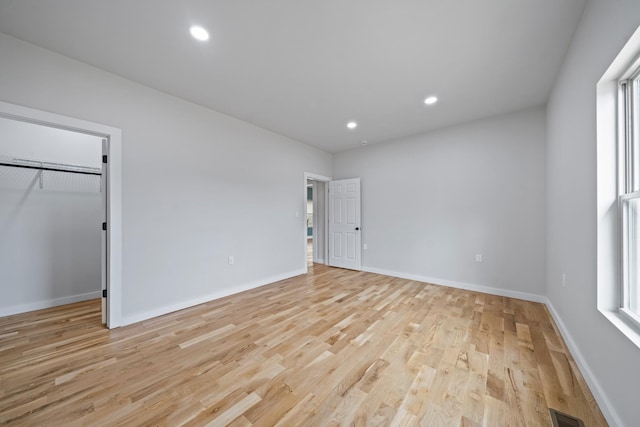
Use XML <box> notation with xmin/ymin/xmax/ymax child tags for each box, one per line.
<box><xmin>546</xmin><ymin>1</ymin><xmax>640</xmax><ymax>425</ymax></box>
<box><xmin>0</xmin><ymin>33</ymin><xmax>332</xmax><ymax>324</ymax></box>
<box><xmin>333</xmin><ymin>106</ymin><xmax>547</xmax><ymax>296</ymax></box>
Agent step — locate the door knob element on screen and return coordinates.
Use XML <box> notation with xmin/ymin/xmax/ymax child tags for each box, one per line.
<box><xmin>355</xmin><ymin>227</ymin><xmax>360</xmax><ymax>231</ymax></box>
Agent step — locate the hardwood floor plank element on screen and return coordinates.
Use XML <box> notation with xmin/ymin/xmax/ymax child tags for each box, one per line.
<box><xmin>0</xmin><ymin>264</ymin><xmax>607</xmax><ymax>426</ymax></box>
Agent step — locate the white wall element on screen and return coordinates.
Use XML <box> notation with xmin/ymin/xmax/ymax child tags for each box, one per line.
<box><xmin>0</xmin><ymin>33</ymin><xmax>332</xmax><ymax>324</ymax></box>
<box><xmin>333</xmin><ymin>106</ymin><xmax>546</xmax><ymax>297</ymax></box>
<box><xmin>0</xmin><ymin>119</ymin><xmax>103</xmax><ymax>315</ymax></box>
<box><xmin>546</xmin><ymin>1</ymin><xmax>640</xmax><ymax>426</ymax></box>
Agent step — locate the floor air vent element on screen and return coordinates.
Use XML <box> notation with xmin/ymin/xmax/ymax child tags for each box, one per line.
<box><xmin>549</xmin><ymin>408</ymin><xmax>585</xmax><ymax>427</ymax></box>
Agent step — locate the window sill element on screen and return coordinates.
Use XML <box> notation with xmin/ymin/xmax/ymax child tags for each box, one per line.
<box><xmin>599</xmin><ymin>308</ymin><xmax>640</xmax><ymax>350</ymax></box>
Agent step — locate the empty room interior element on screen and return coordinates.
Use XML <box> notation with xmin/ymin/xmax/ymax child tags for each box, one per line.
<box><xmin>1</xmin><ymin>1</ymin><xmax>639</xmax><ymax>426</ymax></box>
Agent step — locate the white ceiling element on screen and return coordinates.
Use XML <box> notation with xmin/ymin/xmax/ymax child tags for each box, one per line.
<box><xmin>0</xmin><ymin>0</ymin><xmax>586</xmax><ymax>153</ymax></box>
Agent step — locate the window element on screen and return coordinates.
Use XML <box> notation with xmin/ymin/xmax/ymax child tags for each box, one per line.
<box><xmin>620</xmin><ymin>64</ymin><xmax>640</xmax><ymax>324</ymax></box>
<box><xmin>597</xmin><ymin>24</ymin><xmax>640</xmax><ymax>349</ymax></box>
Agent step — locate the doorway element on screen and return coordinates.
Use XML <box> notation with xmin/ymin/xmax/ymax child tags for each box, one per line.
<box><xmin>0</xmin><ymin>117</ymin><xmax>103</xmax><ymax>323</ymax></box>
<box><xmin>304</xmin><ymin>173</ymin><xmax>331</xmax><ymax>272</ymax></box>
<box><xmin>0</xmin><ymin>101</ymin><xmax>122</xmax><ymax>328</ymax></box>
<box><xmin>304</xmin><ymin>174</ymin><xmax>363</xmax><ymax>272</ymax></box>
<box><xmin>306</xmin><ymin>180</ymin><xmax>313</xmax><ymax>266</ymax></box>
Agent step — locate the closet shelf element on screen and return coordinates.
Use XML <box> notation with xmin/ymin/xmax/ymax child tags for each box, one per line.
<box><xmin>0</xmin><ymin>157</ymin><xmax>101</xmax><ymax>176</ymax></box>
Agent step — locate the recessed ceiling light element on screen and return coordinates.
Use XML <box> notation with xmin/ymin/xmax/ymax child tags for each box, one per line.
<box><xmin>347</xmin><ymin>121</ymin><xmax>357</xmax><ymax>129</ymax></box>
<box><xmin>190</xmin><ymin>25</ymin><xmax>210</xmax><ymax>41</ymax></box>
<box><xmin>424</xmin><ymin>96</ymin><xmax>438</xmax><ymax>105</ymax></box>
<box><xmin>361</xmin><ymin>140</ymin><xmax>368</xmax><ymax>146</ymax></box>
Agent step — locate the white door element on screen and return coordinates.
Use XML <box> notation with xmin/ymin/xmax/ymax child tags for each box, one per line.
<box><xmin>101</xmin><ymin>139</ymin><xmax>108</xmax><ymax>325</ymax></box>
<box><xmin>329</xmin><ymin>178</ymin><xmax>361</xmax><ymax>270</ymax></box>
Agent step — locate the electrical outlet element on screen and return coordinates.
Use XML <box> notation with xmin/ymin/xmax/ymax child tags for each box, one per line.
<box><xmin>228</xmin><ymin>256</ymin><xmax>234</xmax><ymax>265</ymax></box>
<box><xmin>562</xmin><ymin>273</ymin><xmax>566</xmax><ymax>287</ymax></box>
<box><xmin>363</xmin><ymin>243</ymin><xmax>368</xmax><ymax>250</ymax></box>
<box><xmin>475</xmin><ymin>254</ymin><xmax>483</xmax><ymax>263</ymax></box>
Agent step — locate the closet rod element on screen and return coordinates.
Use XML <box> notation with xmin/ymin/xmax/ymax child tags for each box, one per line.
<box><xmin>0</xmin><ymin>162</ymin><xmax>101</xmax><ymax>176</ymax></box>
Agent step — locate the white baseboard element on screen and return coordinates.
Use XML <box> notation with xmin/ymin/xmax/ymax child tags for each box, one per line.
<box><xmin>544</xmin><ymin>300</ymin><xmax>624</xmax><ymax>427</ymax></box>
<box><xmin>361</xmin><ymin>265</ymin><xmax>621</xmax><ymax>427</ymax></box>
<box><xmin>313</xmin><ymin>258</ymin><xmax>325</xmax><ymax>264</ymax></box>
<box><xmin>0</xmin><ymin>291</ymin><xmax>101</xmax><ymax>317</ymax></box>
<box><xmin>361</xmin><ymin>266</ymin><xmax>547</xmax><ymax>303</ymax></box>
<box><xmin>121</xmin><ymin>268</ymin><xmax>307</xmax><ymax>326</ymax></box>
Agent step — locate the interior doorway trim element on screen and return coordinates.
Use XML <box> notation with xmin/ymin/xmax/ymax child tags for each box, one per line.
<box><xmin>304</xmin><ymin>172</ymin><xmax>331</xmax><ymax>272</ymax></box>
<box><xmin>0</xmin><ymin>101</ymin><xmax>122</xmax><ymax>328</ymax></box>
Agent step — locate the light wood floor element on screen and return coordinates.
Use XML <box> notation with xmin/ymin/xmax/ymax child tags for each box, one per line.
<box><xmin>0</xmin><ymin>265</ymin><xmax>607</xmax><ymax>426</ymax></box>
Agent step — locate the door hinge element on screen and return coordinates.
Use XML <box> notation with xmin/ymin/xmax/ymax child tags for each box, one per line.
<box><xmin>102</xmin><ymin>155</ymin><xmax>108</xmax><ymax>164</ymax></box>
<box><xmin>102</xmin><ymin>289</ymin><xmax>107</xmax><ymax>298</ymax></box>
<box><xmin>102</xmin><ymin>222</ymin><xmax>107</xmax><ymax>231</ymax></box>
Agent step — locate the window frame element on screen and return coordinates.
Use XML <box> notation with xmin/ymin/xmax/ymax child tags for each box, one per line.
<box><xmin>618</xmin><ymin>60</ymin><xmax>640</xmax><ymax>329</ymax></box>
<box><xmin>597</xmin><ymin>24</ymin><xmax>640</xmax><ymax>350</ymax></box>
<box><xmin>619</xmin><ymin>191</ymin><xmax>640</xmax><ymax>326</ymax></box>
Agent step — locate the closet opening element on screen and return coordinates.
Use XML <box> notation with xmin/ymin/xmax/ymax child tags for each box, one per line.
<box><xmin>0</xmin><ymin>101</ymin><xmax>122</xmax><ymax>328</ymax></box>
<box><xmin>0</xmin><ymin>117</ymin><xmax>105</xmax><ymax>325</ymax></box>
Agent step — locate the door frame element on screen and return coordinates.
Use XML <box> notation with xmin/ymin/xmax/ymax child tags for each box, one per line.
<box><xmin>304</xmin><ymin>172</ymin><xmax>331</xmax><ymax>272</ymax></box>
<box><xmin>0</xmin><ymin>101</ymin><xmax>123</xmax><ymax>328</ymax></box>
